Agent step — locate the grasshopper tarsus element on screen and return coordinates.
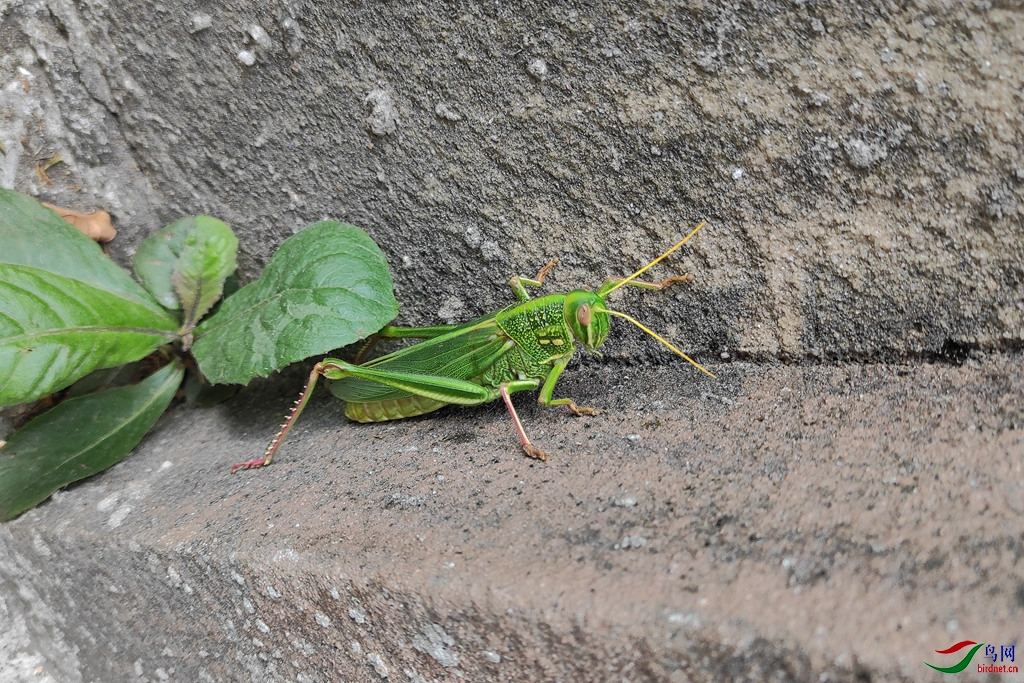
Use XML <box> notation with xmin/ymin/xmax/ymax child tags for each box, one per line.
<box><xmin>565</xmin><ymin>402</ymin><xmax>600</xmax><ymax>417</ymax></box>
<box><xmin>522</xmin><ymin>443</ymin><xmax>549</xmax><ymax>461</ymax></box>
<box><xmin>534</xmin><ymin>257</ymin><xmax>558</xmax><ymax>284</ymax></box>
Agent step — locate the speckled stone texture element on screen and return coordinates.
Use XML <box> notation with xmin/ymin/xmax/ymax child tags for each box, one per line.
<box><xmin>2</xmin><ymin>359</ymin><xmax>1022</xmax><ymax>681</ymax></box>
<box><xmin>1</xmin><ymin>1</ymin><xmax>1022</xmax><ymax>681</ymax></box>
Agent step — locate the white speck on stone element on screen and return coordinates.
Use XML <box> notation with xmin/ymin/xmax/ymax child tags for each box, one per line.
<box><xmin>159</xmin><ymin>460</ymin><xmax>173</xmax><ymax>471</ymax></box>
<box><xmin>265</xmin><ymin>585</ymin><xmax>281</xmax><ymax>599</ymax></box>
<box><xmin>667</xmin><ymin>612</ymin><xmax>702</xmax><ymax>629</ymax></box>
<box><xmin>625</xmin><ymin>434</ymin><xmax>641</xmax><ymax>443</ymax></box>
<box><xmin>844</xmin><ymin>137</ymin><xmax>888</xmax><ymax>169</ymax></box>
<box><xmin>436</xmin><ymin>295</ymin><xmax>466</xmax><ymax>324</ymax></box>
<box><xmin>946</xmin><ymin>619</ymin><xmax>959</xmax><ymax>633</ymax></box>
<box><xmin>256</xmin><ymin>619</ymin><xmax>270</xmax><ymax>634</ymax></box>
<box><xmin>434</xmin><ymin>102</ymin><xmax>462</xmax><ymax>121</ymax></box>
<box><xmin>612</xmin><ymin>496</ymin><xmax>637</xmax><ymax>508</ymax></box>
<box><xmin>314</xmin><ymin>611</ymin><xmax>331</xmax><ymax>628</ymax></box>
<box><xmin>809</xmin><ymin>90</ymin><xmax>830</xmax><ymax>107</ymax></box>
<box><xmin>231</xmin><ymin>571</ymin><xmax>245</xmax><ymax>586</ymax></box>
<box><xmin>350</xmin><ymin>640</ymin><xmax>363</xmax><ymax>655</ymax></box>
<box><xmin>483</xmin><ymin>650</ymin><xmax>502</xmax><ymax>664</ymax></box>
<box><xmin>97</xmin><ymin>492</ymin><xmax>120</xmax><ymax>512</ymax></box>
<box><xmin>367</xmin><ymin>653</ymin><xmax>389</xmax><ymax>678</ymax></box>
<box><xmin>155</xmin><ymin>668</ymin><xmax>169</xmax><ymax>681</ymax></box>
<box><xmin>620</xmin><ymin>535</ymin><xmax>648</xmax><ymax>550</ymax></box>
<box><xmin>365</xmin><ymin>89</ymin><xmax>398</xmax><ymax>136</ymax></box>
<box><xmin>412</xmin><ymin>623</ymin><xmax>460</xmax><ymax>668</ymax></box>
<box><xmin>280</xmin><ymin>16</ymin><xmax>304</xmax><ymax>56</ymax></box>
<box><xmin>248</xmin><ymin>24</ymin><xmax>272</xmax><ymax>49</ymax></box>
<box><xmin>403</xmin><ymin>669</ymin><xmax>429</xmax><ymax>683</ymax></box>
<box><xmin>189</xmin><ymin>13</ymin><xmax>212</xmax><ymax>33</ymax></box>
<box><xmin>242</xmin><ymin>598</ymin><xmax>255</xmax><ymax>614</ymax></box>
<box><xmin>348</xmin><ymin>607</ymin><xmax>367</xmax><ymax>624</ymax></box>
<box><xmin>31</xmin><ymin>532</ymin><xmax>52</xmax><ymax>557</ymax></box>
<box><xmin>329</xmin><ymin>587</ymin><xmax>341</xmax><ymax>600</ymax></box>
<box><xmin>237</xmin><ymin>50</ymin><xmax>256</xmax><ymax>66</ymax></box>
<box><xmin>107</xmin><ymin>503</ymin><xmax>132</xmax><ymax>529</ymax></box>
<box><xmin>731</xmin><ymin>167</ymin><xmax>745</xmax><ymax>180</ymax></box>
<box><xmin>274</xmin><ymin>548</ymin><xmax>300</xmax><ymax>563</ymax></box>
<box><xmin>527</xmin><ymin>58</ymin><xmax>548</xmax><ymax>80</ymax></box>
<box><xmin>166</xmin><ymin>566</ymin><xmax>182</xmax><ymax>588</ymax></box>
<box><xmin>134</xmin><ymin>660</ymin><xmax>144</xmax><ymax>676</ymax></box>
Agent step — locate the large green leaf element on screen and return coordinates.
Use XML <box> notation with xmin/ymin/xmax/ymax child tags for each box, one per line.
<box><xmin>0</xmin><ymin>189</ymin><xmax>180</xmax><ymax>406</ymax></box>
<box><xmin>133</xmin><ymin>216</ymin><xmax>236</xmax><ymax>313</ymax></box>
<box><xmin>192</xmin><ymin>221</ymin><xmax>398</xmax><ymax>385</ymax></box>
<box><xmin>172</xmin><ymin>220</ymin><xmax>238</xmax><ymax>333</ymax></box>
<box><xmin>0</xmin><ymin>360</ymin><xmax>184</xmax><ymax>521</ymax></box>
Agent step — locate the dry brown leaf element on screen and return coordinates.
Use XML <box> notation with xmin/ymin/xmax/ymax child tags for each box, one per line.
<box><xmin>42</xmin><ymin>202</ymin><xmax>117</xmax><ymax>242</ymax></box>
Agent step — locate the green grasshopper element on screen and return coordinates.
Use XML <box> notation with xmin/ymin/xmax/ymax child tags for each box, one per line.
<box><xmin>230</xmin><ymin>221</ymin><xmax>714</xmax><ymax>472</ymax></box>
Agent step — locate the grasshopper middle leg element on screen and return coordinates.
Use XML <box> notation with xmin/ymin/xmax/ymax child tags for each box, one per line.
<box><xmin>509</xmin><ymin>257</ymin><xmax>558</xmax><ymax>302</ymax></box>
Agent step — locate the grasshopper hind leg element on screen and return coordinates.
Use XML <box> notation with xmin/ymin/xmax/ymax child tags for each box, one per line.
<box><xmin>499</xmin><ymin>384</ymin><xmax>548</xmax><ymax>461</ymax></box>
<box><xmin>230</xmin><ymin>361</ymin><xmax>337</xmax><ymax>473</ymax></box>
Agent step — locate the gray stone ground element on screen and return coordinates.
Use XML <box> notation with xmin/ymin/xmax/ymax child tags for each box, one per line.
<box><xmin>1</xmin><ymin>1</ymin><xmax>1022</xmax><ymax>681</ymax></box>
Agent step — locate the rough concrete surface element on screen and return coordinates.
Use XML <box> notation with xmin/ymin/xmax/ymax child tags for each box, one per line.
<box><xmin>2</xmin><ymin>358</ymin><xmax>1023</xmax><ymax>682</ymax></box>
<box><xmin>1</xmin><ymin>0</ymin><xmax>1023</xmax><ymax>681</ymax></box>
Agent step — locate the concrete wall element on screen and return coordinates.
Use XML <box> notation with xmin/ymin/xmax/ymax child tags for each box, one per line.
<box><xmin>4</xmin><ymin>0</ymin><xmax>1021</xmax><ymax>361</ymax></box>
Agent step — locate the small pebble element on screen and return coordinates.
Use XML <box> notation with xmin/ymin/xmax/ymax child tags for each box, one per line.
<box><xmin>237</xmin><ymin>50</ymin><xmax>256</xmax><ymax>66</ymax></box>
<box><xmin>731</xmin><ymin>167</ymin><xmax>744</xmax><ymax>180</ymax></box>
<box><xmin>527</xmin><ymin>58</ymin><xmax>548</xmax><ymax>80</ymax></box>
<box><xmin>248</xmin><ymin>24</ymin><xmax>272</xmax><ymax>49</ymax></box>
<box><xmin>434</xmin><ymin>102</ymin><xmax>462</xmax><ymax>121</ymax></box>
<box><xmin>619</xmin><ymin>535</ymin><xmax>648</xmax><ymax>550</ymax></box>
<box><xmin>314</xmin><ymin>612</ymin><xmax>331</xmax><ymax>628</ymax></box>
<box><xmin>189</xmin><ymin>13</ymin><xmax>212</xmax><ymax>33</ymax></box>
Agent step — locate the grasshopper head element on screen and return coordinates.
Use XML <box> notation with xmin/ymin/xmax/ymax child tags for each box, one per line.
<box><xmin>564</xmin><ymin>291</ymin><xmax>610</xmax><ymax>351</ymax></box>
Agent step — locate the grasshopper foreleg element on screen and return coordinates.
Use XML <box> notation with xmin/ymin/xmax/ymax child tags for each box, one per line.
<box><xmin>537</xmin><ymin>354</ymin><xmax>600</xmax><ymax>416</ymax></box>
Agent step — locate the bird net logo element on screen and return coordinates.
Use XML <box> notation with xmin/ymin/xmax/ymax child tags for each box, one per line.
<box><xmin>925</xmin><ymin>641</ymin><xmax>1018</xmax><ymax>675</ymax></box>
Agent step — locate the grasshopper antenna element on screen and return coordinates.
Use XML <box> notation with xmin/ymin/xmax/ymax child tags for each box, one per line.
<box><xmin>231</xmin><ymin>362</ymin><xmax>330</xmax><ymax>473</ymax></box>
<box><xmin>603</xmin><ymin>308</ymin><xmax>716</xmax><ymax>378</ymax></box>
<box><xmin>600</xmin><ymin>220</ymin><xmax>707</xmax><ymax>298</ymax></box>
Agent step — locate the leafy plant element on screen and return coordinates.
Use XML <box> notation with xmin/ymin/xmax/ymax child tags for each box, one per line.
<box><xmin>0</xmin><ymin>188</ymin><xmax>398</xmax><ymax>521</ymax></box>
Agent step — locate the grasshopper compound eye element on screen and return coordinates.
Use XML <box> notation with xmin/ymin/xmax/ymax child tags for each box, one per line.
<box><xmin>576</xmin><ymin>304</ymin><xmax>592</xmax><ymax>327</ymax></box>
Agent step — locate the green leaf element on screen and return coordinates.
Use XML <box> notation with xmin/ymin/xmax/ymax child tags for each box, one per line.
<box><xmin>192</xmin><ymin>221</ymin><xmax>398</xmax><ymax>385</ymax></box>
<box><xmin>172</xmin><ymin>220</ymin><xmax>238</xmax><ymax>333</ymax></box>
<box><xmin>133</xmin><ymin>216</ymin><xmax>236</xmax><ymax>312</ymax></box>
<box><xmin>0</xmin><ymin>360</ymin><xmax>184</xmax><ymax>521</ymax></box>
<box><xmin>0</xmin><ymin>189</ymin><xmax>179</xmax><ymax>406</ymax></box>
